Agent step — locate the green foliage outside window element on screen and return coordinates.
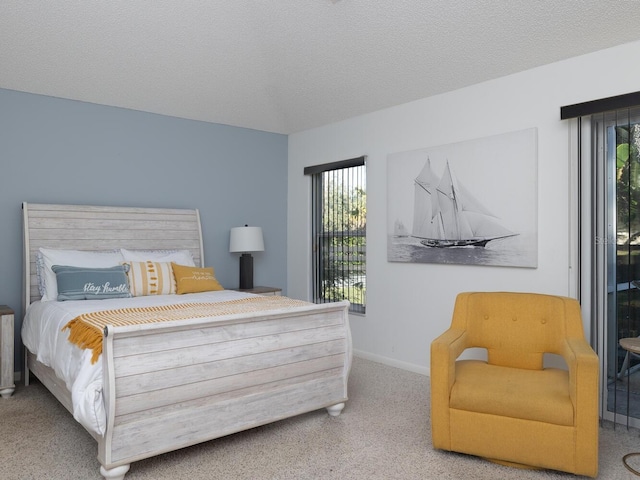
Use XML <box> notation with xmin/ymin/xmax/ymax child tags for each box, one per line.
<box><xmin>616</xmin><ymin>125</ymin><xmax>640</xmax><ymax>241</ymax></box>
<box><xmin>318</xmin><ymin>170</ymin><xmax>366</xmax><ymax>311</ymax></box>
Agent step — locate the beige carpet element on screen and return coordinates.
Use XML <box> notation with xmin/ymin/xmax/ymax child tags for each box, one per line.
<box><xmin>1</xmin><ymin>357</ymin><xmax>640</xmax><ymax>480</ymax></box>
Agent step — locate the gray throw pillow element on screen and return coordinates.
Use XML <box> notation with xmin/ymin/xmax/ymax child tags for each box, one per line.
<box><xmin>52</xmin><ymin>264</ymin><xmax>132</xmax><ymax>301</ymax></box>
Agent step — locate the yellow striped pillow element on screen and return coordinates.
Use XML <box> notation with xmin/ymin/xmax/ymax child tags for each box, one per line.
<box><xmin>123</xmin><ymin>261</ymin><xmax>176</xmax><ymax>296</ymax></box>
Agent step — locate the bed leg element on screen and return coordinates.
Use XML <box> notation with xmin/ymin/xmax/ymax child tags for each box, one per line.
<box><xmin>326</xmin><ymin>402</ymin><xmax>345</xmax><ymax>417</ymax></box>
<box><xmin>99</xmin><ymin>464</ymin><xmax>130</xmax><ymax>480</ymax></box>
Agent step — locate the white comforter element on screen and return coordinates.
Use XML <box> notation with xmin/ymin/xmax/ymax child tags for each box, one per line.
<box><xmin>22</xmin><ymin>290</ymin><xmax>254</xmax><ymax>436</ymax></box>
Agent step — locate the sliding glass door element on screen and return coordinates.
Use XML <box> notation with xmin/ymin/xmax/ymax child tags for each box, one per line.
<box><xmin>600</xmin><ymin>109</ymin><xmax>640</xmax><ymax>424</ymax></box>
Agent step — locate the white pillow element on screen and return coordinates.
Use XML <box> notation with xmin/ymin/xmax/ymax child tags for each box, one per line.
<box><xmin>38</xmin><ymin>248</ymin><xmax>125</xmax><ymax>301</ymax></box>
<box><xmin>120</xmin><ymin>248</ymin><xmax>196</xmax><ymax>266</ymax></box>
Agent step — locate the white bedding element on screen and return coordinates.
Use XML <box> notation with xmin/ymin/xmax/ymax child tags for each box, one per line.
<box><xmin>22</xmin><ymin>290</ymin><xmax>255</xmax><ymax>436</ymax></box>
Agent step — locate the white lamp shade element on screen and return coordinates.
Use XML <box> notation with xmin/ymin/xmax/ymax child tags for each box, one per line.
<box><xmin>229</xmin><ymin>226</ymin><xmax>265</xmax><ymax>253</ymax></box>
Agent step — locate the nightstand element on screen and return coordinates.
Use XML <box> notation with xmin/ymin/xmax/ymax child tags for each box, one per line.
<box><xmin>233</xmin><ymin>286</ymin><xmax>282</xmax><ymax>296</ymax></box>
<box><xmin>0</xmin><ymin>305</ymin><xmax>15</xmax><ymax>399</ymax></box>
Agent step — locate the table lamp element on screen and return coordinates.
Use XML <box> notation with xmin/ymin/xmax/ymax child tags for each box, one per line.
<box><xmin>229</xmin><ymin>225</ymin><xmax>264</xmax><ymax>289</ymax></box>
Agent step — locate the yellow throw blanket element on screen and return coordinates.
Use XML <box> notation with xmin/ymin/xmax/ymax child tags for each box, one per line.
<box><xmin>63</xmin><ymin>296</ymin><xmax>312</xmax><ymax>364</ymax></box>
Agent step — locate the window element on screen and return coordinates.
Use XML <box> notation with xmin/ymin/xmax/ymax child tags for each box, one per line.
<box><xmin>304</xmin><ymin>157</ymin><xmax>366</xmax><ymax>313</ymax></box>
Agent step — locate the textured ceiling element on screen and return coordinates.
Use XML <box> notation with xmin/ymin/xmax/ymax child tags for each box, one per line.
<box><xmin>2</xmin><ymin>1</ymin><xmax>640</xmax><ymax>134</ymax></box>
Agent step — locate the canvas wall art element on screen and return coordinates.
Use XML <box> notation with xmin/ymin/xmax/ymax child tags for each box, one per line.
<box><xmin>387</xmin><ymin>128</ymin><xmax>538</xmax><ymax>268</ymax></box>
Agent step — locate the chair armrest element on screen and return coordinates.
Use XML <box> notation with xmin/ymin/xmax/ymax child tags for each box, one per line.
<box><xmin>561</xmin><ymin>337</ymin><xmax>599</xmax><ymax>407</ymax></box>
<box><xmin>431</xmin><ymin>328</ymin><xmax>468</xmax><ymax>387</ymax></box>
<box><xmin>561</xmin><ymin>336</ymin><xmax>599</xmax><ymax>472</ymax></box>
<box><xmin>430</xmin><ymin>328</ymin><xmax>468</xmax><ymax>449</ymax></box>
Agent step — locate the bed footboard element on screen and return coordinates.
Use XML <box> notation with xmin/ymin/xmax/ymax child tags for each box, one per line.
<box><xmin>97</xmin><ymin>300</ymin><xmax>351</xmax><ymax>474</ymax></box>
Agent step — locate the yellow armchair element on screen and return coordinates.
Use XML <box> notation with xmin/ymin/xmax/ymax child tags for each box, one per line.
<box><xmin>430</xmin><ymin>292</ymin><xmax>599</xmax><ymax>477</ymax></box>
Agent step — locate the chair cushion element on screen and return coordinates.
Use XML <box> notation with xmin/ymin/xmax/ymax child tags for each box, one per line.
<box><xmin>450</xmin><ymin>360</ymin><xmax>574</xmax><ymax>426</ymax></box>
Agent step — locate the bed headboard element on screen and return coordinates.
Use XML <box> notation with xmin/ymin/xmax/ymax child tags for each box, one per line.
<box><xmin>23</xmin><ymin>202</ymin><xmax>204</xmax><ymax>308</ymax></box>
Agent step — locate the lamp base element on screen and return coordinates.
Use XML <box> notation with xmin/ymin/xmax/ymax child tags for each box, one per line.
<box><xmin>239</xmin><ymin>253</ymin><xmax>254</xmax><ymax>290</ymax></box>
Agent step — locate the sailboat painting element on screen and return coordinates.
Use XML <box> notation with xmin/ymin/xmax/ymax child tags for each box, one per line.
<box><xmin>387</xmin><ymin>128</ymin><xmax>537</xmax><ymax>268</ymax></box>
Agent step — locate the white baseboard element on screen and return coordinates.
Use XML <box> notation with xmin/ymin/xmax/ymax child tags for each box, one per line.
<box><xmin>353</xmin><ymin>349</ymin><xmax>429</xmax><ymax>377</ymax></box>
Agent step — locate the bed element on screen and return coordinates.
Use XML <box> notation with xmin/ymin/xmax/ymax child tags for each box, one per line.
<box><xmin>21</xmin><ymin>202</ymin><xmax>352</xmax><ymax>480</ymax></box>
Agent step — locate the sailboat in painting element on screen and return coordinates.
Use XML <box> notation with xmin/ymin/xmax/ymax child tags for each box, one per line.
<box><xmin>393</xmin><ymin>219</ymin><xmax>410</xmax><ymax>237</ymax></box>
<box><xmin>412</xmin><ymin>159</ymin><xmax>517</xmax><ymax>248</ymax></box>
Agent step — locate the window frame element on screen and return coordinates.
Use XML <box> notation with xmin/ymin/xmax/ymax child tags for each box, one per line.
<box><xmin>305</xmin><ymin>156</ymin><xmax>366</xmax><ymax>314</ymax></box>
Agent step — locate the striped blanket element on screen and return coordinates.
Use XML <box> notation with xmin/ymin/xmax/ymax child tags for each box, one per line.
<box><xmin>62</xmin><ymin>296</ymin><xmax>312</xmax><ymax>364</ymax></box>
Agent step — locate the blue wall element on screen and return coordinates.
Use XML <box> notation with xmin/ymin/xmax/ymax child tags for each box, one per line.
<box><xmin>0</xmin><ymin>88</ymin><xmax>288</xmax><ymax>368</ymax></box>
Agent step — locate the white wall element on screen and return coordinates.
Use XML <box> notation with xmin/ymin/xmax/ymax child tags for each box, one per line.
<box><xmin>287</xmin><ymin>40</ymin><xmax>640</xmax><ymax>375</ymax></box>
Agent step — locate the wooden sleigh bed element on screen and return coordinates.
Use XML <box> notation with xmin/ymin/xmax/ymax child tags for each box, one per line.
<box><xmin>22</xmin><ymin>202</ymin><xmax>352</xmax><ymax>480</ymax></box>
